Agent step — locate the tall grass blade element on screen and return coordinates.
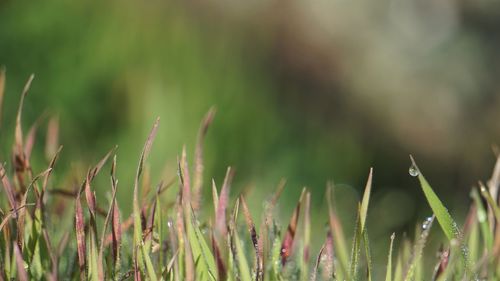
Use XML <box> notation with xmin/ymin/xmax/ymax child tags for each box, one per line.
<box><xmin>13</xmin><ymin>243</ymin><xmax>28</xmax><ymax>281</ymax></box>
<box><xmin>360</xmin><ymin>168</ymin><xmax>373</xmax><ymax>232</ymax></box>
<box><xmin>349</xmin><ymin>205</ymin><xmax>362</xmax><ymax>281</ymax></box>
<box><xmin>240</xmin><ymin>195</ymin><xmax>262</xmax><ymax>281</ymax></box>
<box><xmin>409</xmin><ymin>156</ymin><xmax>457</xmax><ymax>241</ymax></box>
<box><xmin>326</xmin><ymin>183</ymin><xmax>349</xmax><ymax>276</ymax></box>
<box><xmin>403</xmin><ymin>216</ymin><xmax>434</xmax><ymax>281</ymax></box>
<box><xmin>133</xmin><ymin>118</ymin><xmax>160</xmax><ymax>277</ymax></box>
<box><xmin>363</xmin><ymin>228</ymin><xmax>372</xmax><ymax>281</ymax></box>
<box><xmin>231</xmin><ymin>225</ymin><xmax>252</xmax><ymax>281</ymax></box>
<box><xmin>385</xmin><ymin>233</ymin><xmax>395</xmax><ymax>281</ymax></box>
<box><xmin>409</xmin><ymin>155</ymin><xmax>473</xmax><ymax>278</ymax></box>
<box><xmin>212</xmin><ymin>179</ymin><xmax>219</xmax><ymax>216</ymax></box>
<box><xmin>479</xmin><ymin>182</ymin><xmax>500</xmax><ymax>225</ymax></box>
<box><xmin>0</xmin><ymin>67</ymin><xmax>4</xmax><ymax>128</ymax></box>
<box><xmin>470</xmin><ymin>189</ymin><xmax>493</xmax><ymax>252</ymax></box>
<box><xmin>280</xmin><ymin>188</ymin><xmax>306</xmax><ymax>266</ymax></box>
<box><xmin>0</xmin><ymin>164</ymin><xmax>18</xmax><ymax>217</ymax></box>
<box><xmin>187</xmin><ymin>206</ymin><xmax>217</xmax><ymax>280</ymax></box>
<box><xmin>431</xmin><ymin>247</ymin><xmax>450</xmax><ymax>281</ymax></box>
<box><xmin>14</xmin><ymin>74</ymin><xmax>34</xmax><ymax>163</ymax></box>
<box><xmin>45</xmin><ymin>115</ymin><xmax>59</xmax><ymax>161</ymax></box>
<box><xmin>192</xmin><ymin>107</ymin><xmax>216</xmax><ymax>211</ymax></box>
<box><xmin>302</xmin><ymin>191</ymin><xmax>311</xmax><ymax>281</ymax></box>
<box><xmin>75</xmin><ymin>193</ymin><xmax>86</xmax><ymax>279</ymax></box>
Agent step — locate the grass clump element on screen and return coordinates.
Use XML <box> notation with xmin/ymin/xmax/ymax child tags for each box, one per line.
<box><xmin>1</xmin><ymin>72</ymin><xmax>500</xmax><ymax>280</ymax></box>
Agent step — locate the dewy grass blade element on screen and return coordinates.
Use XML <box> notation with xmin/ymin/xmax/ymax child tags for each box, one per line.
<box><xmin>403</xmin><ymin>216</ymin><xmax>434</xmax><ymax>281</ymax></box>
<box><xmin>409</xmin><ymin>155</ymin><xmax>473</xmax><ymax>279</ymax></box>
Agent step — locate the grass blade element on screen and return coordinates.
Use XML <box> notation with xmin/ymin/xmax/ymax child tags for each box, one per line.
<box><xmin>0</xmin><ymin>164</ymin><xmax>18</xmax><ymax>217</ymax></box>
<box><xmin>326</xmin><ymin>183</ymin><xmax>349</xmax><ymax>276</ymax></box>
<box><xmin>403</xmin><ymin>216</ymin><xmax>434</xmax><ymax>281</ymax></box>
<box><xmin>280</xmin><ymin>188</ymin><xmax>306</xmax><ymax>266</ymax></box>
<box><xmin>409</xmin><ymin>156</ymin><xmax>457</xmax><ymax>241</ymax></box>
<box><xmin>302</xmin><ymin>191</ymin><xmax>311</xmax><ymax>281</ymax></box>
<box><xmin>192</xmin><ymin>107</ymin><xmax>216</xmax><ymax>211</ymax></box>
<box><xmin>216</xmin><ymin>167</ymin><xmax>233</xmax><ymax>238</ymax></box>
<box><xmin>75</xmin><ymin>193</ymin><xmax>86</xmax><ymax>280</ymax></box>
<box><xmin>479</xmin><ymin>182</ymin><xmax>500</xmax><ymax>225</ymax></box>
<box><xmin>360</xmin><ymin>168</ymin><xmax>373</xmax><ymax>233</ymax></box>
<box><xmin>229</xmin><ymin>198</ymin><xmax>251</xmax><ymax>281</ymax></box>
<box><xmin>470</xmin><ymin>189</ymin><xmax>493</xmax><ymax>252</ymax></box>
<box><xmin>240</xmin><ymin>195</ymin><xmax>263</xmax><ymax>281</ymax></box>
<box><xmin>14</xmin><ymin>243</ymin><xmax>28</xmax><ymax>281</ymax></box>
<box><xmin>0</xmin><ymin>66</ymin><xmax>4</xmax><ymax>128</ymax></box>
<box><xmin>187</xmin><ymin>206</ymin><xmax>217</xmax><ymax>280</ymax></box>
<box><xmin>363</xmin><ymin>227</ymin><xmax>372</xmax><ymax>281</ymax></box>
<box><xmin>133</xmin><ymin>118</ymin><xmax>160</xmax><ymax>277</ymax></box>
<box><xmin>45</xmin><ymin>115</ymin><xmax>59</xmax><ymax>161</ymax></box>
<box><xmin>409</xmin><ymin>155</ymin><xmax>473</xmax><ymax>279</ymax></box>
<box><xmin>349</xmin><ymin>205</ymin><xmax>362</xmax><ymax>281</ymax></box>
<box><xmin>385</xmin><ymin>233</ymin><xmax>395</xmax><ymax>281</ymax></box>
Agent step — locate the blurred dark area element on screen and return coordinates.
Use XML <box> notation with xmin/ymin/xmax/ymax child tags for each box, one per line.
<box><xmin>1</xmin><ymin>0</ymin><xmax>500</xmax><ymax>256</ymax></box>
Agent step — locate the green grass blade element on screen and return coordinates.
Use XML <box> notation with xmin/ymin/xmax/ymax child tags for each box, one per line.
<box><xmin>410</xmin><ymin>156</ymin><xmax>456</xmax><ymax>241</ymax></box>
<box><xmin>385</xmin><ymin>233</ymin><xmax>395</xmax><ymax>281</ymax></box>
<box><xmin>360</xmin><ymin>168</ymin><xmax>373</xmax><ymax>233</ymax></box>
<box><xmin>348</xmin><ymin>205</ymin><xmax>362</xmax><ymax>281</ymax></box>
<box><xmin>409</xmin><ymin>156</ymin><xmax>473</xmax><ymax>279</ymax></box>
<box><xmin>326</xmin><ymin>184</ymin><xmax>349</xmax><ymax>277</ymax></box>
<box><xmin>363</xmin><ymin>227</ymin><xmax>372</xmax><ymax>281</ymax></box>
<box><xmin>479</xmin><ymin>182</ymin><xmax>500</xmax><ymax>225</ymax></box>
<box><xmin>89</xmin><ymin>231</ymin><xmax>99</xmax><ymax>281</ymax></box>
<box><xmin>403</xmin><ymin>216</ymin><xmax>434</xmax><ymax>281</ymax></box>
<box><xmin>271</xmin><ymin>235</ymin><xmax>282</xmax><ymax>280</ymax></box>
<box><xmin>187</xmin><ymin>206</ymin><xmax>217</xmax><ymax>281</ymax></box>
<box><xmin>301</xmin><ymin>191</ymin><xmax>311</xmax><ymax>281</ymax></box>
<box><xmin>393</xmin><ymin>249</ymin><xmax>403</xmax><ymax>281</ymax></box>
<box><xmin>232</xmin><ymin>227</ymin><xmax>252</xmax><ymax>281</ymax></box>
<box><xmin>141</xmin><ymin>243</ymin><xmax>158</xmax><ymax>281</ymax></box>
<box><xmin>470</xmin><ymin>189</ymin><xmax>493</xmax><ymax>251</ymax></box>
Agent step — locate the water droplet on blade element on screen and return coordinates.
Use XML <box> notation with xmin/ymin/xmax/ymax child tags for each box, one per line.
<box><xmin>409</xmin><ymin>164</ymin><xmax>419</xmax><ymax>177</ymax></box>
<box><xmin>422</xmin><ymin>216</ymin><xmax>433</xmax><ymax>230</ymax></box>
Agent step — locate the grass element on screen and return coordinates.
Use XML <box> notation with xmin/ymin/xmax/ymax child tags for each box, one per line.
<box><xmin>1</xmin><ymin>72</ymin><xmax>500</xmax><ymax>280</ymax></box>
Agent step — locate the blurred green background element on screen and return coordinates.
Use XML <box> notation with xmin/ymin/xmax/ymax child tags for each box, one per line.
<box><xmin>1</xmin><ymin>0</ymin><xmax>500</xmax><ymax>272</ymax></box>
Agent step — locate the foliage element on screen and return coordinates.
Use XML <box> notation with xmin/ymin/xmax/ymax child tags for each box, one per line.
<box><xmin>1</xmin><ymin>73</ymin><xmax>500</xmax><ymax>280</ymax></box>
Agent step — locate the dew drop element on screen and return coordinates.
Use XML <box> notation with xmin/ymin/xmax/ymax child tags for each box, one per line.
<box><xmin>409</xmin><ymin>164</ymin><xmax>419</xmax><ymax>177</ymax></box>
<box><xmin>422</xmin><ymin>216</ymin><xmax>433</xmax><ymax>230</ymax></box>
